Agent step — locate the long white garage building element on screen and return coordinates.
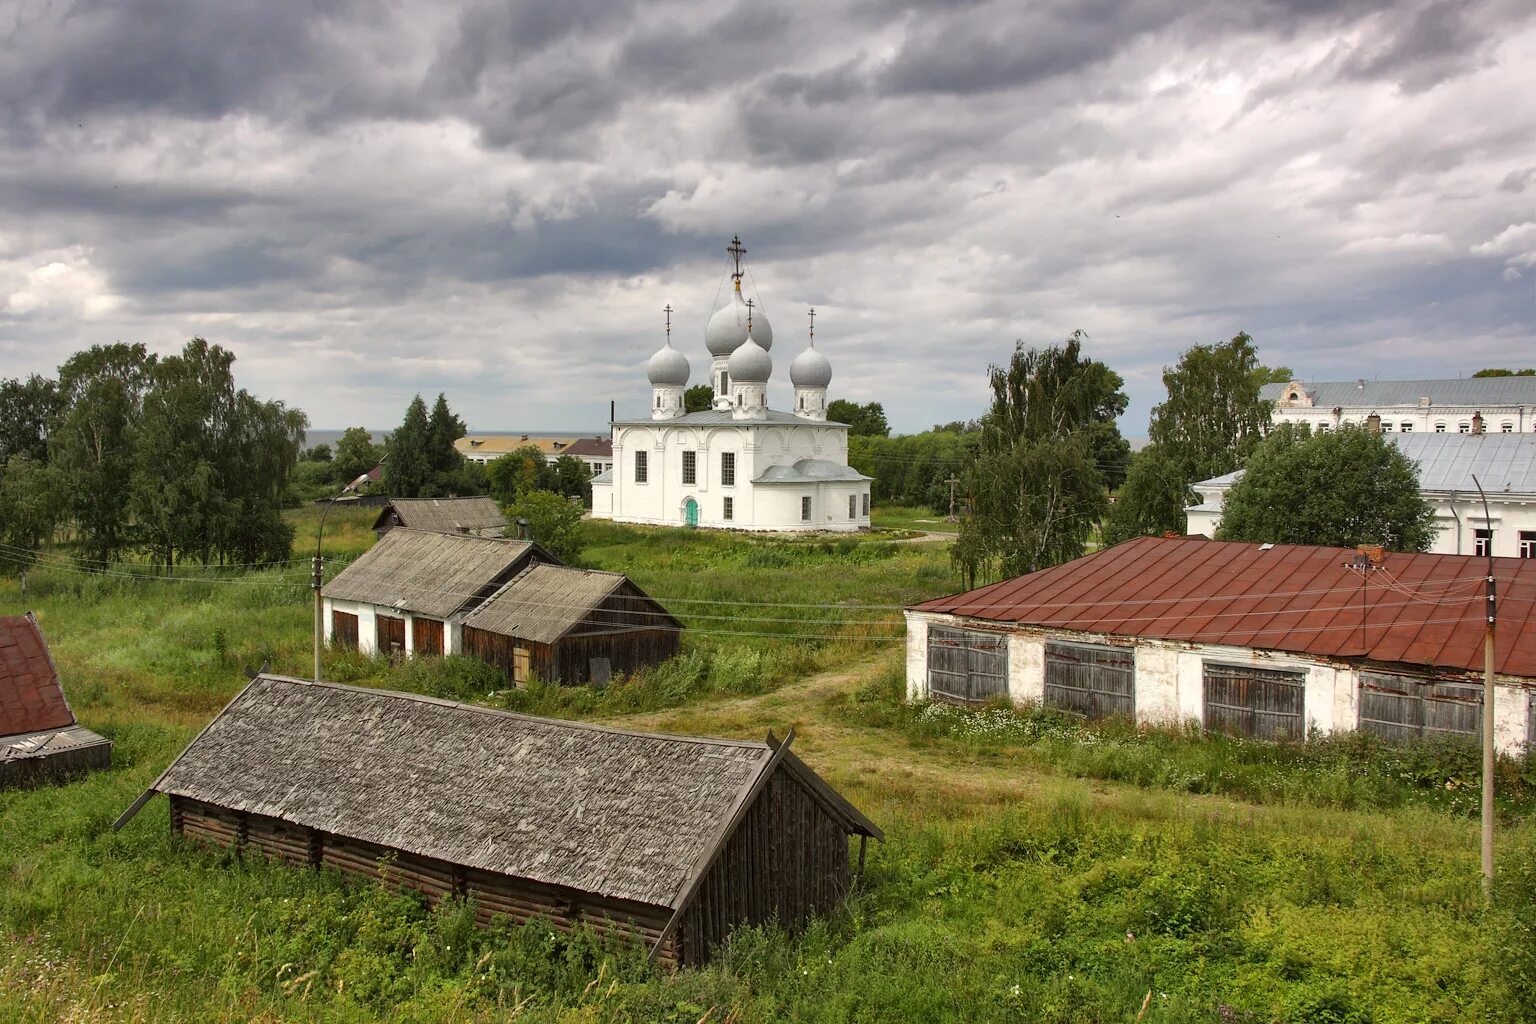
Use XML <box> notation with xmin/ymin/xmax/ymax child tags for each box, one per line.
<box><xmin>904</xmin><ymin>536</ymin><xmax>1536</xmax><ymax>753</ymax></box>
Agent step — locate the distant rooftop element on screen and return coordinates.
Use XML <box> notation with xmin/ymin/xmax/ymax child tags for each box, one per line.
<box><xmin>1263</xmin><ymin>377</ymin><xmax>1536</xmax><ymax>408</ymax></box>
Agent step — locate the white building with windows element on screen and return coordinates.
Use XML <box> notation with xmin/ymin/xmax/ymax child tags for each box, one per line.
<box><xmin>1185</xmin><ymin>432</ymin><xmax>1536</xmax><ymax>559</ymax></box>
<box><xmin>590</xmin><ymin>240</ymin><xmax>871</xmax><ymax>532</ymax></box>
<box><xmin>1265</xmin><ymin>377</ymin><xmax>1536</xmax><ymax>435</ymax></box>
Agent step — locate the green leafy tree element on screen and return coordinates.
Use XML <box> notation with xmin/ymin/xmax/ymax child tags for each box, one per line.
<box><xmin>424</xmin><ymin>393</ymin><xmax>468</xmax><ymax>496</ymax></box>
<box><xmin>1101</xmin><ymin>445</ymin><xmax>1190</xmax><ymax>544</ymax></box>
<box><xmin>953</xmin><ymin>332</ymin><xmax>1127</xmax><ymax>587</ymax></box>
<box><xmin>384</xmin><ymin>396</ymin><xmax>432</xmax><ymax>498</ymax></box>
<box><xmin>1148</xmin><ymin>332</ymin><xmax>1274</xmax><ymax>484</ymax></box>
<box><xmin>49</xmin><ymin>343</ymin><xmax>157</xmax><ymax>565</ymax></box>
<box><xmin>1472</xmin><ymin>368</ymin><xmax>1536</xmax><ymax>377</ymax></box>
<box><xmin>550</xmin><ymin>455</ymin><xmax>593</xmax><ymax>506</ymax></box>
<box><xmin>848</xmin><ymin>428</ymin><xmax>977</xmax><ymax>511</ymax></box>
<box><xmin>827</xmin><ymin>400</ymin><xmax>891</xmax><ymax>437</ymax></box>
<box><xmin>684</xmin><ymin>385</ymin><xmax>714</xmax><ymax>412</ymax></box>
<box><xmin>0</xmin><ymin>375</ymin><xmax>60</xmax><ymax>465</ymax></box>
<box><xmin>0</xmin><ymin>455</ymin><xmax>63</xmax><ymax>570</ymax></box>
<box><xmin>487</xmin><ymin>445</ymin><xmax>555</xmax><ymax>506</ymax></box>
<box><xmin>507</xmin><ymin>489</ymin><xmax>585</xmax><ymax>563</ymax></box>
<box><xmin>302</xmin><ymin>443</ymin><xmax>332</xmax><ymax>463</ymax></box>
<box><xmin>332</xmin><ymin>427</ymin><xmax>380</xmax><ymax>486</ymax></box>
<box><xmin>1216</xmin><ymin>423</ymin><xmax>1435</xmax><ymax>551</ymax></box>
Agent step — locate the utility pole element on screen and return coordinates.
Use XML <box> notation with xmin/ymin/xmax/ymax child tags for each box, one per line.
<box><xmin>1472</xmin><ymin>474</ymin><xmax>1497</xmax><ymax>895</ymax></box>
<box><xmin>945</xmin><ymin>474</ymin><xmax>960</xmax><ymax>522</ymax></box>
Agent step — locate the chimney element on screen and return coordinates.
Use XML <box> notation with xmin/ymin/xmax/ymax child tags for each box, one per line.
<box><xmin>1357</xmin><ymin>379</ymin><xmax>1367</xmax><ymax>390</ymax></box>
<box><xmin>516</xmin><ymin>517</ymin><xmax>531</xmax><ymax>541</ymax></box>
<box><xmin>1366</xmin><ymin>412</ymin><xmax>1381</xmax><ymax>433</ymax></box>
<box><xmin>1472</xmin><ymin>411</ymin><xmax>1484</xmax><ymax>435</ymax></box>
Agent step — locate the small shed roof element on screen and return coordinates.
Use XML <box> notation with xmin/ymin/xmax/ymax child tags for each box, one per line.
<box><xmin>374</xmin><ymin>496</ymin><xmax>506</xmax><ymax>536</ymax></box>
<box><xmin>118</xmin><ymin>676</ymin><xmax>878</xmax><ymax>908</ymax></box>
<box><xmin>463</xmin><ymin>564</ymin><xmax>680</xmax><ymax>644</ymax></box>
<box><xmin>325</xmin><ymin>529</ymin><xmax>546</xmax><ymax>619</ymax></box>
<box><xmin>911</xmin><ymin>536</ymin><xmax>1536</xmax><ymax>678</ymax></box>
<box><xmin>0</xmin><ymin>613</ymin><xmax>74</xmax><ymax>736</ymax></box>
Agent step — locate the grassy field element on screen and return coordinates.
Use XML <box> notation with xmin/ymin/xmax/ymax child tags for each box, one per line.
<box><xmin>1</xmin><ymin>513</ymin><xmax>1533</xmax><ymax>1023</ymax></box>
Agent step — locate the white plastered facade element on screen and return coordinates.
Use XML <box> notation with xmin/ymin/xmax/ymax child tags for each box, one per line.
<box><xmin>322</xmin><ymin>598</ymin><xmax>466</xmax><ymax>656</ymax></box>
<box><xmin>904</xmin><ymin>609</ymin><xmax>1533</xmax><ymax>753</ymax></box>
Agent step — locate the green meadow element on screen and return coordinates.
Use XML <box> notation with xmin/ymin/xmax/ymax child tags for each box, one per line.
<box><xmin>1</xmin><ymin>512</ymin><xmax>1532</xmax><ymax>1023</ymax></box>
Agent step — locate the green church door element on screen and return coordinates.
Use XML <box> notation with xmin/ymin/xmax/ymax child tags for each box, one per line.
<box><xmin>684</xmin><ymin>498</ymin><xmax>699</xmax><ymax>527</ymax></box>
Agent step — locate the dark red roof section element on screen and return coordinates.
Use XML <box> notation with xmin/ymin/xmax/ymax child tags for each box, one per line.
<box><xmin>562</xmin><ymin>437</ymin><xmax>613</xmax><ymax>458</ymax></box>
<box><xmin>0</xmin><ymin>613</ymin><xmax>76</xmax><ymax>735</ymax></box>
<box><xmin>912</xmin><ymin>536</ymin><xmax>1536</xmax><ymax>678</ymax></box>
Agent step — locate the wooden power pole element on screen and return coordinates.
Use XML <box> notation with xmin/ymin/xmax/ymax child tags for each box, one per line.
<box><xmin>1472</xmin><ymin>474</ymin><xmax>1496</xmax><ymax>895</ymax></box>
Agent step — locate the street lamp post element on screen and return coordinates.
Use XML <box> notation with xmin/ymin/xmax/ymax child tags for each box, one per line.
<box><xmin>314</xmin><ymin>468</ymin><xmax>376</xmax><ymax>682</ymax></box>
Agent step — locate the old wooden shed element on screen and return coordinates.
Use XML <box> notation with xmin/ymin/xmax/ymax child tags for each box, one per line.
<box><xmin>372</xmin><ymin>496</ymin><xmax>507</xmax><ymax>539</ymax></box>
<box><xmin>323</xmin><ymin>529</ymin><xmax>559</xmax><ymax>657</ymax></box>
<box><xmin>462</xmin><ymin>564</ymin><xmax>682</xmax><ymax>685</ymax></box>
<box><xmin>1</xmin><ymin>613</ymin><xmax>111</xmax><ymax>787</ymax></box>
<box><xmin>114</xmin><ymin>676</ymin><xmax>880</xmax><ymax>965</ymax></box>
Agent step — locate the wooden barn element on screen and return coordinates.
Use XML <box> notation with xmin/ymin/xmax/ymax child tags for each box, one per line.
<box><xmin>373</xmin><ymin>496</ymin><xmax>506</xmax><ymax>539</ymax></box>
<box><xmin>1</xmin><ymin>613</ymin><xmax>111</xmax><ymax>787</ymax></box>
<box><xmin>462</xmin><ymin>564</ymin><xmax>682</xmax><ymax>685</ymax></box>
<box><xmin>113</xmin><ymin>676</ymin><xmax>881</xmax><ymax>965</ymax></box>
<box><xmin>323</xmin><ymin>529</ymin><xmax>559</xmax><ymax>657</ymax></box>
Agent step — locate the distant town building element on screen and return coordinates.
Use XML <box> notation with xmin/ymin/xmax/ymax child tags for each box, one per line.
<box><xmin>1</xmin><ymin>613</ymin><xmax>111</xmax><ymax>787</ymax></box>
<box><xmin>1186</xmin><ymin>432</ymin><xmax>1536</xmax><ymax>558</ymax></box>
<box><xmin>592</xmin><ymin>237</ymin><xmax>871</xmax><ymax>532</ymax></box>
<box><xmin>456</xmin><ymin>435</ymin><xmax>591</xmax><ymax>466</ymax></box>
<box><xmin>1265</xmin><ymin>377</ymin><xmax>1536</xmax><ymax>434</ymax></box>
<box><xmin>904</xmin><ymin>536</ymin><xmax>1536</xmax><ymax>752</ymax></box>
<box><xmin>561</xmin><ymin>436</ymin><xmax>614</xmax><ymax>477</ymax></box>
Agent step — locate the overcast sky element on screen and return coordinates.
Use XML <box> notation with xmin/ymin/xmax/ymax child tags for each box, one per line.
<box><xmin>2</xmin><ymin>0</ymin><xmax>1533</xmax><ymax>436</ymax></box>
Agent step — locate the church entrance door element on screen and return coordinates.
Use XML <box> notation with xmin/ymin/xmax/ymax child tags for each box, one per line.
<box><xmin>683</xmin><ymin>498</ymin><xmax>699</xmax><ymax>527</ymax></box>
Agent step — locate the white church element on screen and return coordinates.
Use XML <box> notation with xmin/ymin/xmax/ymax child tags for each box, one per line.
<box><xmin>591</xmin><ymin>238</ymin><xmax>871</xmax><ymax>532</ymax></box>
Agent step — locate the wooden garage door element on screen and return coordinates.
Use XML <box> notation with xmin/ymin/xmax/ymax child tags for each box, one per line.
<box><xmin>376</xmin><ymin>615</ymin><xmax>406</xmax><ymax>658</ymax></box>
<box><xmin>1203</xmin><ymin>662</ymin><xmax>1305</xmax><ymax>741</ymax></box>
<box><xmin>1359</xmin><ymin>671</ymin><xmax>1481</xmax><ymax>743</ymax></box>
<box><xmin>412</xmin><ymin>617</ymin><xmax>445</xmax><ymax>657</ymax></box>
<box><xmin>331</xmin><ymin>610</ymin><xmax>359</xmax><ymax>650</ymax></box>
<box><xmin>927</xmin><ymin>626</ymin><xmax>1008</xmax><ymax>705</ymax></box>
<box><xmin>1045</xmin><ymin>642</ymin><xmax>1134</xmax><ymax>720</ymax></box>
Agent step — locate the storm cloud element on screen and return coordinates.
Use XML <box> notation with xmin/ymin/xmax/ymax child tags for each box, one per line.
<box><xmin>1</xmin><ymin>0</ymin><xmax>1532</xmax><ymax>434</ymax></box>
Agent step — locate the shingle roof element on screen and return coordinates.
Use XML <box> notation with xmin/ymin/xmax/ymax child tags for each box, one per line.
<box><xmin>124</xmin><ymin>676</ymin><xmax>877</xmax><ymax>907</ymax></box>
<box><xmin>1263</xmin><ymin>378</ymin><xmax>1536</xmax><ymax>408</ymax></box>
<box><xmin>911</xmin><ymin>536</ymin><xmax>1536</xmax><ymax>678</ymax></box>
<box><xmin>380</xmin><ymin>496</ymin><xmax>506</xmax><ymax>535</ymax></box>
<box><xmin>0</xmin><ymin>614</ymin><xmax>74</xmax><ymax>736</ymax></box>
<box><xmin>752</xmin><ymin>458</ymin><xmax>871</xmax><ymax>484</ymax></box>
<box><xmin>324</xmin><ymin>529</ymin><xmax>542</xmax><ymax>619</ymax></box>
<box><xmin>462</xmin><ymin>564</ymin><xmax>677</xmax><ymax>644</ymax></box>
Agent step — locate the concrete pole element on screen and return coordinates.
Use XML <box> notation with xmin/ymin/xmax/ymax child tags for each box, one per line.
<box><xmin>1473</xmin><ymin>474</ymin><xmax>1495</xmax><ymax>896</ymax></box>
<box><xmin>313</xmin><ymin>555</ymin><xmax>324</xmax><ymax>683</ymax></box>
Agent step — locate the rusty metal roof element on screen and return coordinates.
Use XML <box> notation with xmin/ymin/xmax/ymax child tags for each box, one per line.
<box><xmin>0</xmin><ymin>613</ymin><xmax>76</xmax><ymax>736</ymax></box>
<box><xmin>911</xmin><ymin>536</ymin><xmax>1536</xmax><ymax>678</ymax></box>
<box><xmin>562</xmin><ymin>437</ymin><xmax>613</xmax><ymax>458</ymax></box>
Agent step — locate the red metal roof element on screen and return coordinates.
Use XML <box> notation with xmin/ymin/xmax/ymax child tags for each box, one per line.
<box><xmin>0</xmin><ymin>613</ymin><xmax>76</xmax><ymax>736</ymax></box>
<box><xmin>911</xmin><ymin>536</ymin><xmax>1536</xmax><ymax>678</ymax></box>
<box><xmin>562</xmin><ymin>437</ymin><xmax>613</xmax><ymax>458</ymax></box>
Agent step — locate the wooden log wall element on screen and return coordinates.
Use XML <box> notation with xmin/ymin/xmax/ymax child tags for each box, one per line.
<box><xmin>676</xmin><ymin>766</ymin><xmax>852</xmax><ymax>965</ymax></box>
<box><xmin>167</xmin><ymin>795</ymin><xmax>680</xmax><ymax>964</ymax></box>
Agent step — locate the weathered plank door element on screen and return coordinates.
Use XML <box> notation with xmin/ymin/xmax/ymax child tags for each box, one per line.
<box><xmin>927</xmin><ymin>626</ymin><xmax>1008</xmax><ymax>705</ymax></box>
<box><xmin>331</xmin><ymin>611</ymin><xmax>359</xmax><ymax>650</ymax></box>
<box><xmin>512</xmin><ymin>647</ymin><xmax>530</xmax><ymax>684</ymax></box>
<box><xmin>1202</xmin><ymin>662</ymin><xmax>1305</xmax><ymax>741</ymax></box>
<box><xmin>376</xmin><ymin>615</ymin><xmax>406</xmax><ymax>658</ymax></box>
<box><xmin>1044</xmin><ymin>642</ymin><xmax>1134</xmax><ymax>720</ymax></box>
<box><xmin>1359</xmin><ymin>671</ymin><xmax>1482</xmax><ymax>742</ymax></box>
<box><xmin>412</xmin><ymin>617</ymin><xmax>445</xmax><ymax>657</ymax></box>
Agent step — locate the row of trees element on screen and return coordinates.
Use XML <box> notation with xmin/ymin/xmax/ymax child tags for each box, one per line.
<box><xmin>949</xmin><ymin>331</ymin><xmax>1445</xmax><ymax>587</ymax></box>
<box><xmin>0</xmin><ymin>340</ymin><xmax>307</xmax><ymax>569</ymax></box>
